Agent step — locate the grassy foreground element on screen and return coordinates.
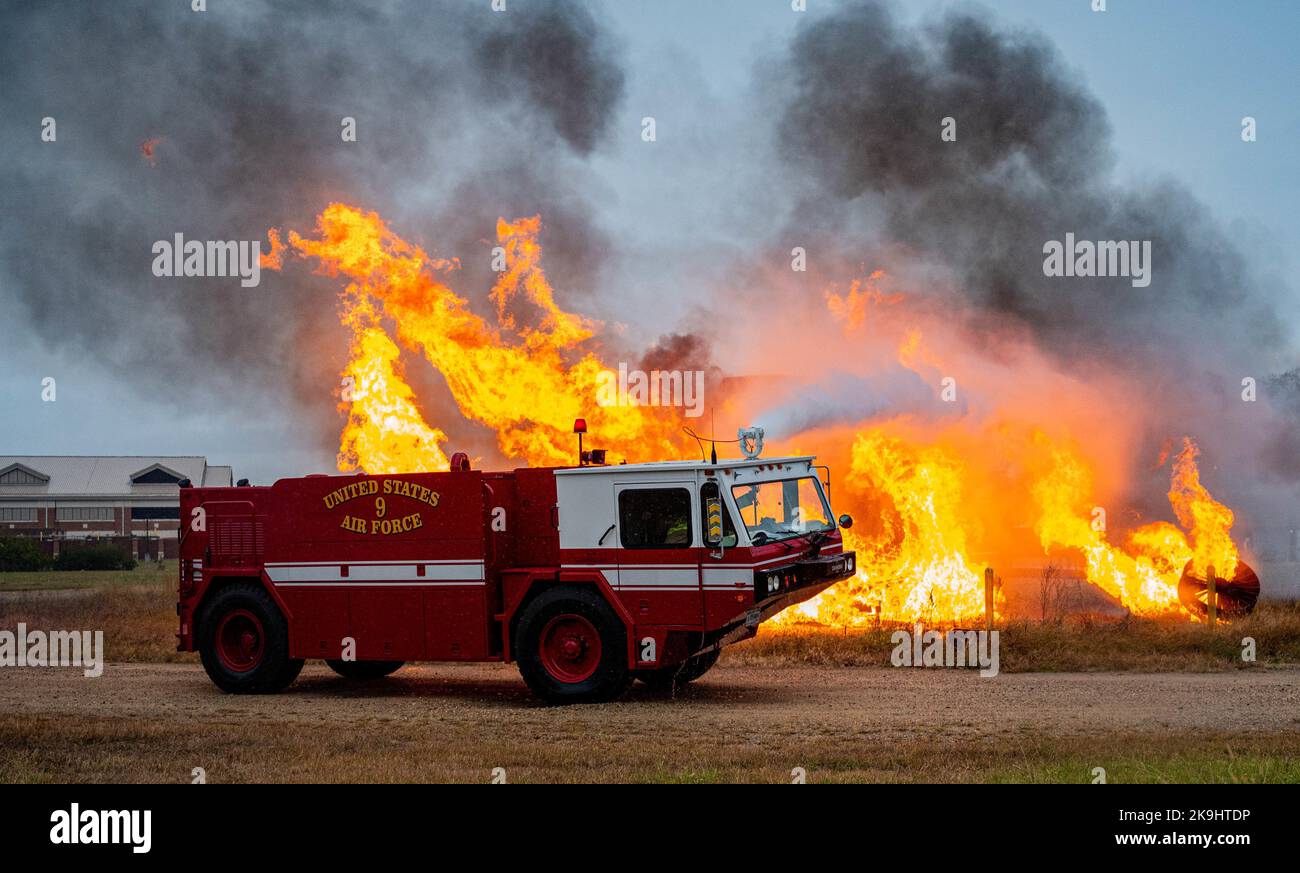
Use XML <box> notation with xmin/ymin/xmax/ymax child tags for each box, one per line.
<box><xmin>0</xmin><ymin>560</ymin><xmax>175</xmax><ymax>592</ymax></box>
<box><xmin>2</xmin><ymin>566</ymin><xmax>1300</xmax><ymax>670</ymax></box>
<box><xmin>0</xmin><ymin>564</ymin><xmax>184</xmax><ymax>662</ymax></box>
<box><xmin>732</xmin><ymin>604</ymin><xmax>1300</xmax><ymax>671</ymax></box>
<box><xmin>2</xmin><ymin>714</ymin><xmax>1296</xmax><ymax>783</ymax></box>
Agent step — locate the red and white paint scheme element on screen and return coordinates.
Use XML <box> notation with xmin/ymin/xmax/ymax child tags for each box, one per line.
<box><xmin>177</xmin><ymin>452</ymin><xmax>855</xmax><ymax>703</ymax></box>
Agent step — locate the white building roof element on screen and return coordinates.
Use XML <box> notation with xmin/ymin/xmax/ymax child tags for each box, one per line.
<box><xmin>0</xmin><ymin>456</ymin><xmax>232</xmax><ymax>499</ymax></box>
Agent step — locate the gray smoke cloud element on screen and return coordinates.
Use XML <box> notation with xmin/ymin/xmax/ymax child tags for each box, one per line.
<box><xmin>0</xmin><ymin>0</ymin><xmax>625</xmax><ymax>447</ymax></box>
<box><xmin>766</xmin><ymin>0</ymin><xmax>1298</xmax><ymax>549</ymax></box>
<box><xmin>776</xmin><ymin>1</ymin><xmax>1281</xmax><ymax>364</ymax></box>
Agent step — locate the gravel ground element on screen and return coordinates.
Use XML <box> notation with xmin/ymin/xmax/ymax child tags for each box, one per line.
<box><xmin>3</xmin><ymin>662</ymin><xmax>1298</xmax><ymax>782</ymax></box>
<box><xmin>3</xmin><ymin>661</ymin><xmax>1299</xmax><ymax>735</ymax></box>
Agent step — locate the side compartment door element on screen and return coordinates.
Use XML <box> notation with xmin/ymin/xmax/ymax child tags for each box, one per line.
<box><xmin>613</xmin><ymin>482</ymin><xmax>702</xmax><ymax>627</ymax></box>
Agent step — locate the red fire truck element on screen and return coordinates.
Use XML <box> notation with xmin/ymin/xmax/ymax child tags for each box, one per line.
<box><xmin>176</xmin><ymin>440</ymin><xmax>855</xmax><ymax>703</ymax></box>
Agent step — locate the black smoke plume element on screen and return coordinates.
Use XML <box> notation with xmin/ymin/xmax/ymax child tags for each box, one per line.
<box><xmin>768</xmin><ymin>0</ymin><xmax>1297</xmax><ymax>548</ymax></box>
<box><xmin>0</xmin><ymin>0</ymin><xmax>625</xmax><ymax>442</ymax></box>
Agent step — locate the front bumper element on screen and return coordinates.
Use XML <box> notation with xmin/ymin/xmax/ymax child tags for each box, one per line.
<box><xmin>753</xmin><ymin>551</ymin><xmax>856</xmax><ymax>604</ymax></box>
<box><xmin>709</xmin><ymin>551</ymin><xmax>857</xmax><ymax>650</ymax></box>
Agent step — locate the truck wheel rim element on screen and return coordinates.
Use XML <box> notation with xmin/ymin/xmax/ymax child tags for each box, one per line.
<box><xmin>216</xmin><ymin>608</ymin><xmax>264</xmax><ymax>672</ymax></box>
<box><xmin>539</xmin><ymin>615</ymin><xmax>601</xmax><ymax>683</ymax></box>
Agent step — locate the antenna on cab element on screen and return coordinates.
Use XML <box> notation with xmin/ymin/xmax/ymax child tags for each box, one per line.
<box><xmin>710</xmin><ymin>409</ymin><xmax>717</xmax><ymax>464</ymax></box>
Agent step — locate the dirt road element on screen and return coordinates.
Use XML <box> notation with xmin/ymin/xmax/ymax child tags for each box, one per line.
<box><xmin>3</xmin><ymin>662</ymin><xmax>1299</xmax><ymax>782</ymax></box>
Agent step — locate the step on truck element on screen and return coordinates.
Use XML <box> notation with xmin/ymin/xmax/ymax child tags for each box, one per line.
<box><xmin>177</xmin><ymin>435</ymin><xmax>856</xmax><ymax>704</ymax></box>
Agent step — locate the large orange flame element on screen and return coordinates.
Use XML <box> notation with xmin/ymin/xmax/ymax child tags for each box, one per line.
<box><xmin>1032</xmin><ymin>436</ymin><xmax>1185</xmax><ymax>616</ymax></box>
<box><xmin>276</xmin><ymin>203</ymin><xmax>690</xmax><ymax>471</ymax></box>
<box><xmin>785</xmin><ymin>431</ymin><xmax>994</xmax><ymax>626</ymax></box>
<box><xmin>265</xmin><ymin>203</ymin><xmax>1246</xmax><ymax>625</ymax></box>
<box><xmin>1168</xmin><ymin>438</ymin><xmax>1239</xmax><ymax>579</ymax></box>
<box><xmin>1032</xmin><ymin>434</ymin><xmax>1243</xmax><ymax>618</ymax></box>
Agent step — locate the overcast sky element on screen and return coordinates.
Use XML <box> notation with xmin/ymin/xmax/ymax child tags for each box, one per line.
<box><xmin>1</xmin><ymin>0</ymin><xmax>1295</xmax><ymax>484</ymax></box>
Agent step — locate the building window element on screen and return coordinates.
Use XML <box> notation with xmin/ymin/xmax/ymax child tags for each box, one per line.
<box><xmin>56</xmin><ymin>506</ymin><xmax>114</xmax><ymax>522</ymax></box>
<box><xmin>131</xmin><ymin>506</ymin><xmax>180</xmax><ymax>521</ymax></box>
<box><xmin>131</xmin><ymin>468</ymin><xmax>183</xmax><ymax>485</ymax></box>
<box><xmin>0</xmin><ymin>468</ymin><xmax>46</xmax><ymax>486</ymax></box>
<box><xmin>618</xmin><ymin>488</ymin><xmax>693</xmax><ymax>549</ymax></box>
<box><xmin>0</xmin><ymin>507</ymin><xmax>37</xmax><ymax>522</ymax></box>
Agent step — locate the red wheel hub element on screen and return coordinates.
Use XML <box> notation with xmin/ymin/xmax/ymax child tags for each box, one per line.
<box><xmin>538</xmin><ymin>614</ymin><xmax>601</xmax><ymax>683</ymax></box>
<box><xmin>215</xmin><ymin>608</ymin><xmax>265</xmax><ymax>673</ymax></box>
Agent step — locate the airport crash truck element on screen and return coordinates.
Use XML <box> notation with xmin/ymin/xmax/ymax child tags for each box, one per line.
<box><xmin>176</xmin><ymin>450</ymin><xmax>855</xmax><ymax>703</ymax></box>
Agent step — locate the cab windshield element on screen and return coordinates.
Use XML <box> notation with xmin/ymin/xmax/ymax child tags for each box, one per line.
<box><xmin>730</xmin><ymin>476</ymin><xmax>832</xmax><ymax>543</ymax></box>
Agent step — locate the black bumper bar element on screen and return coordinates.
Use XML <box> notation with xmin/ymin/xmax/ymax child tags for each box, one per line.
<box><xmin>753</xmin><ymin>551</ymin><xmax>857</xmax><ymax>603</ymax></box>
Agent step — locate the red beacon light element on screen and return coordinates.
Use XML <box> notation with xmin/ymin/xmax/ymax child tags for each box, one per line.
<box><xmin>572</xmin><ymin>419</ymin><xmax>606</xmax><ymax>466</ymax></box>
<box><xmin>574</xmin><ymin>418</ymin><xmax>588</xmax><ymax>465</ymax></box>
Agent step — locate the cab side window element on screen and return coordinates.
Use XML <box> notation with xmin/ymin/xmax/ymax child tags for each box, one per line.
<box><xmin>619</xmin><ymin>488</ymin><xmax>692</xmax><ymax>549</ymax></box>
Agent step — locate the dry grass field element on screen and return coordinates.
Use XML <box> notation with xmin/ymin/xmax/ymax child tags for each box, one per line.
<box><xmin>0</xmin><ymin>564</ymin><xmax>185</xmax><ymax>662</ymax></box>
<box><xmin>4</xmin><ymin>564</ymin><xmax>1299</xmax><ymax>670</ymax></box>
<box><xmin>736</xmin><ymin>604</ymin><xmax>1300</xmax><ymax>672</ymax></box>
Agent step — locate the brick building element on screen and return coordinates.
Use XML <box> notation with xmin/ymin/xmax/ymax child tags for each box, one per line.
<box><xmin>0</xmin><ymin>456</ymin><xmax>233</xmax><ymax>558</ymax></box>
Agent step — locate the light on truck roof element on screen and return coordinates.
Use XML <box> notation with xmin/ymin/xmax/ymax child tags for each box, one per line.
<box><xmin>574</xmin><ymin>418</ymin><xmax>588</xmax><ymax>466</ymax></box>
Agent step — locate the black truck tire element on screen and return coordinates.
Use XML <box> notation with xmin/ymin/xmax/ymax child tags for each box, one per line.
<box><xmin>325</xmin><ymin>659</ymin><xmax>405</xmax><ymax>679</ymax></box>
<box><xmin>636</xmin><ymin>647</ymin><xmax>721</xmax><ymax>690</ymax></box>
<box><xmin>198</xmin><ymin>582</ymin><xmax>303</xmax><ymax>694</ymax></box>
<box><xmin>515</xmin><ymin>586</ymin><xmax>632</xmax><ymax>704</ymax></box>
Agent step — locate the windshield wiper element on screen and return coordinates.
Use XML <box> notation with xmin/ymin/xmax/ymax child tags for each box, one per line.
<box><xmin>752</xmin><ymin>525</ymin><xmax>831</xmax><ymax>548</ymax></box>
<box><xmin>776</xmin><ymin>527</ymin><xmax>831</xmax><ymax>554</ymax></box>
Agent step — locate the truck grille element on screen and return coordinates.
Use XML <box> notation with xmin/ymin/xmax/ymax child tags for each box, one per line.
<box><xmin>211</xmin><ymin>519</ymin><xmax>265</xmax><ymax>565</ymax></box>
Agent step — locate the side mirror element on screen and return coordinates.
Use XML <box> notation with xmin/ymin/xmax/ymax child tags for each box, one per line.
<box><xmin>838</xmin><ymin>514</ymin><xmax>853</xmax><ymax>529</ymax></box>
